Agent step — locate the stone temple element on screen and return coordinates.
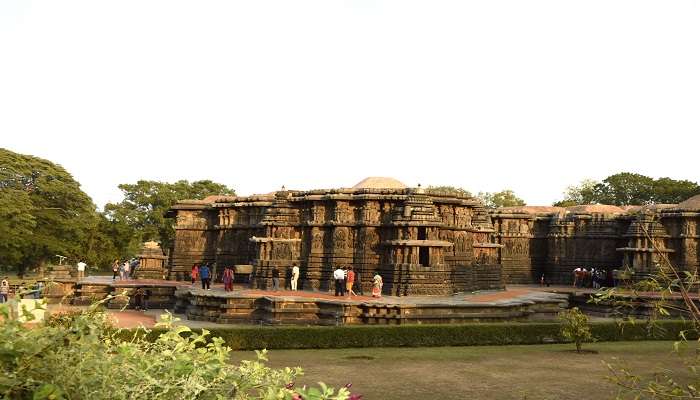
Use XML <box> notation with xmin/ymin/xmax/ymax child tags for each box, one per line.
<box><xmin>166</xmin><ymin>178</ymin><xmax>700</xmax><ymax>295</ymax></box>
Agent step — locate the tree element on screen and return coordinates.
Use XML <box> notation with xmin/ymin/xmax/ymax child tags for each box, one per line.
<box><xmin>553</xmin><ymin>179</ymin><xmax>599</xmax><ymax>207</ymax></box>
<box><xmin>0</xmin><ymin>148</ymin><xmax>97</xmax><ymax>273</ymax></box>
<box><xmin>477</xmin><ymin>190</ymin><xmax>526</xmax><ymax>208</ymax></box>
<box><xmin>652</xmin><ymin>177</ymin><xmax>700</xmax><ymax>204</ymax></box>
<box><xmin>553</xmin><ymin>173</ymin><xmax>700</xmax><ymax>206</ymax></box>
<box><xmin>595</xmin><ymin>173</ymin><xmax>656</xmax><ymax>206</ymax></box>
<box><xmin>104</xmin><ymin>180</ymin><xmax>235</xmax><ymax>251</ymax></box>
<box><xmin>558</xmin><ymin>307</ymin><xmax>593</xmax><ymax>353</ymax></box>
<box><xmin>425</xmin><ymin>185</ymin><xmax>472</xmax><ymax>197</ymax></box>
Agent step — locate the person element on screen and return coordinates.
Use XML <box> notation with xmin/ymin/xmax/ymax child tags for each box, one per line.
<box><xmin>133</xmin><ymin>287</ymin><xmax>145</xmax><ymax>311</ymax></box>
<box><xmin>591</xmin><ymin>268</ymin><xmax>600</xmax><ymax>289</ymax></box>
<box><xmin>540</xmin><ymin>274</ymin><xmax>546</xmax><ymax>287</ymax></box>
<box><xmin>284</xmin><ymin>266</ymin><xmax>292</xmax><ymax>290</ymax></box>
<box><xmin>346</xmin><ymin>266</ymin><xmax>356</xmax><ymax>297</ymax></box>
<box><xmin>200</xmin><ymin>263</ymin><xmax>211</xmax><ymax>290</ymax></box>
<box><xmin>573</xmin><ymin>267</ymin><xmax>583</xmax><ymax>287</ymax></box>
<box><xmin>123</xmin><ymin>260</ymin><xmax>131</xmax><ymax>280</ymax></box>
<box><xmin>112</xmin><ymin>259</ymin><xmax>120</xmax><ymax>280</ymax></box>
<box><xmin>372</xmin><ymin>272</ymin><xmax>383</xmax><ymax>298</ymax></box>
<box><xmin>130</xmin><ymin>258</ymin><xmax>140</xmax><ymax>278</ymax></box>
<box><xmin>191</xmin><ymin>264</ymin><xmax>200</xmax><ymax>285</ymax></box>
<box><xmin>76</xmin><ymin>260</ymin><xmax>87</xmax><ymax>280</ymax></box>
<box><xmin>271</xmin><ymin>266</ymin><xmax>280</xmax><ymax>291</ymax></box>
<box><xmin>0</xmin><ymin>277</ymin><xmax>9</xmax><ymax>303</ymax></box>
<box><xmin>34</xmin><ymin>281</ymin><xmax>44</xmax><ymax>299</ymax></box>
<box><xmin>119</xmin><ymin>262</ymin><xmax>126</xmax><ymax>281</ymax></box>
<box><xmin>333</xmin><ymin>266</ymin><xmax>345</xmax><ymax>296</ymax></box>
<box><xmin>291</xmin><ymin>263</ymin><xmax>300</xmax><ymax>291</ymax></box>
<box><xmin>223</xmin><ymin>266</ymin><xmax>234</xmax><ymax>292</ymax></box>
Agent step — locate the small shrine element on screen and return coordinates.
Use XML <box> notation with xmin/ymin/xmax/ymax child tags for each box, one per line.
<box><xmin>134</xmin><ymin>241</ymin><xmax>168</xmax><ymax>279</ymax></box>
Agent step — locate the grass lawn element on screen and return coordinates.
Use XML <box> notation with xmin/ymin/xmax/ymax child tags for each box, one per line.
<box><xmin>232</xmin><ymin>341</ymin><xmax>694</xmax><ymax>399</ymax></box>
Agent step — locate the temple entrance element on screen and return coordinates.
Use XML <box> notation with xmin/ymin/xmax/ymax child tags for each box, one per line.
<box><xmin>418</xmin><ymin>227</ymin><xmax>429</xmax><ymax>266</ymax></box>
<box><xmin>419</xmin><ymin>246</ymin><xmax>429</xmax><ymax>266</ymax></box>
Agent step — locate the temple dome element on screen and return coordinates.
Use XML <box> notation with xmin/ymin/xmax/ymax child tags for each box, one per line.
<box><xmin>352</xmin><ymin>177</ymin><xmax>407</xmax><ymax>189</ymax></box>
<box><xmin>678</xmin><ymin>194</ymin><xmax>700</xmax><ymax>210</ymax></box>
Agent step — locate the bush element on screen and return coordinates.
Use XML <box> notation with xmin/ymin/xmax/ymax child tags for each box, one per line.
<box><xmin>0</xmin><ymin>303</ymin><xmax>352</xmax><ymax>400</ymax></box>
<box><xmin>115</xmin><ymin>320</ymin><xmax>696</xmax><ymax>351</ymax></box>
<box><xmin>559</xmin><ymin>307</ymin><xmax>593</xmax><ymax>353</ymax></box>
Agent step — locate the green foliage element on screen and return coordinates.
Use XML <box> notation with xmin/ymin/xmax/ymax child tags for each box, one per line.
<box><xmin>425</xmin><ymin>185</ymin><xmax>472</xmax><ymax>197</ymax></box>
<box><xmin>0</xmin><ymin>303</ymin><xmax>350</xmax><ymax>400</ymax></box>
<box><xmin>0</xmin><ymin>148</ymin><xmax>96</xmax><ymax>273</ymax></box>
<box><xmin>558</xmin><ymin>307</ymin><xmax>593</xmax><ymax>353</ymax></box>
<box><xmin>553</xmin><ymin>179</ymin><xmax>599</xmax><ymax>207</ymax></box>
<box><xmin>114</xmin><ymin>320</ymin><xmax>692</xmax><ymax>351</ymax></box>
<box><xmin>104</xmin><ymin>180</ymin><xmax>235</xmax><ymax>250</ymax></box>
<box><xmin>554</xmin><ymin>173</ymin><xmax>700</xmax><ymax>206</ymax></box>
<box><xmin>477</xmin><ymin>189</ymin><xmax>526</xmax><ymax>208</ymax></box>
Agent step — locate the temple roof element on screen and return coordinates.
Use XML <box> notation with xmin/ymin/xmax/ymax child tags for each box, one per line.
<box><xmin>678</xmin><ymin>194</ymin><xmax>700</xmax><ymax>210</ymax></box>
<box><xmin>352</xmin><ymin>177</ymin><xmax>408</xmax><ymax>189</ymax></box>
<box><xmin>565</xmin><ymin>204</ymin><xmax>626</xmax><ymax>214</ymax></box>
<box><xmin>493</xmin><ymin>206</ymin><xmax>565</xmax><ymax>215</ymax></box>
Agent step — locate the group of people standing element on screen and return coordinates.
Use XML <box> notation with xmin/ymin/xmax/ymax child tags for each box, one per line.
<box><xmin>112</xmin><ymin>259</ymin><xmax>139</xmax><ymax>280</ymax></box>
<box><xmin>186</xmin><ymin>262</ymin><xmax>385</xmax><ymax>298</ymax></box>
<box><xmin>269</xmin><ymin>263</ymin><xmax>300</xmax><ymax>292</ymax></box>
<box><xmin>333</xmin><ymin>266</ymin><xmax>358</xmax><ymax>297</ymax></box>
<box><xmin>190</xmin><ymin>263</ymin><xmax>212</xmax><ymax>290</ymax></box>
<box><xmin>331</xmin><ymin>266</ymin><xmax>383</xmax><ymax>298</ymax></box>
<box><xmin>573</xmin><ymin>267</ymin><xmax>613</xmax><ymax>288</ymax></box>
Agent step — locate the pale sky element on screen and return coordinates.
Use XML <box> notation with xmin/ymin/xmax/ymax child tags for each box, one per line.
<box><xmin>1</xmin><ymin>0</ymin><xmax>698</xmax><ymax>208</ymax></box>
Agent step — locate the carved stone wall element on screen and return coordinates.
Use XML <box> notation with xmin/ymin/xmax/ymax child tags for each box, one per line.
<box><xmin>168</xmin><ymin>188</ymin><xmax>503</xmax><ymax>295</ymax></box>
<box><xmin>490</xmin><ymin>202</ymin><xmax>700</xmax><ymax>285</ymax></box>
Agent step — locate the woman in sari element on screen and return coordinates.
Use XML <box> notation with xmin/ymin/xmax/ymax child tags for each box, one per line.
<box><xmin>223</xmin><ymin>266</ymin><xmax>234</xmax><ymax>292</ymax></box>
<box><xmin>372</xmin><ymin>272</ymin><xmax>383</xmax><ymax>298</ymax></box>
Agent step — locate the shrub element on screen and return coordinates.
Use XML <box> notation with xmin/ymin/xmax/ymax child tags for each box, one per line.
<box><xmin>0</xmin><ymin>303</ymin><xmax>351</xmax><ymax>400</ymax></box>
<box><xmin>113</xmin><ymin>320</ymin><xmax>695</xmax><ymax>351</ymax></box>
<box><xmin>559</xmin><ymin>307</ymin><xmax>593</xmax><ymax>353</ymax></box>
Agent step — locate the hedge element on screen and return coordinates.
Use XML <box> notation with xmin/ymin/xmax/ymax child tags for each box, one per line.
<box><xmin>116</xmin><ymin>320</ymin><xmax>696</xmax><ymax>350</ymax></box>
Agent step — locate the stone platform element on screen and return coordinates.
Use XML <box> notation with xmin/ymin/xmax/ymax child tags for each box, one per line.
<box><xmin>179</xmin><ymin>287</ymin><xmax>568</xmax><ymax>325</ymax></box>
<box><xmin>67</xmin><ymin>276</ymin><xmax>186</xmax><ymax>309</ymax></box>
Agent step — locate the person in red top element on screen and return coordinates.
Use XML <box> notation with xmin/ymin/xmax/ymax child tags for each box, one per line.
<box><xmin>346</xmin><ymin>266</ymin><xmax>356</xmax><ymax>297</ymax></box>
<box><xmin>191</xmin><ymin>264</ymin><xmax>199</xmax><ymax>285</ymax></box>
<box><xmin>223</xmin><ymin>266</ymin><xmax>234</xmax><ymax>292</ymax></box>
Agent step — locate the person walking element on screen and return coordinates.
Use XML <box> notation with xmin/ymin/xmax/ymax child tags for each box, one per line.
<box><xmin>333</xmin><ymin>266</ymin><xmax>345</xmax><ymax>296</ymax></box>
<box><xmin>346</xmin><ymin>266</ymin><xmax>356</xmax><ymax>297</ymax></box>
<box><xmin>291</xmin><ymin>263</ymin><xmax>300</xmax><ymax>291</ymax></box>
<box><xmin>271</xmin><ymin>266</ymin><xmax>280</xmax><ymax>291</ymax></box>
<box><xmin>112</xmin><ymin>259</ymin><xmax>120</xmax><ymax>280</ymax></box>
<box><xmin>191</xmin><ymin>264</ymin><xmax>200</xmax><ymax>285</ymax></box>
<box><xmin>76</xmin><ymin>261</ymin><xmax>87</xmax><ymax>280</ymax></box>
<box><xmin>119</xmin><ymin>262</ymin><xmax>126</xmax><ymax>281</ymax></box>
<box><xmin>223</xmin><ymin>266</ymin><xmax>234</xmax><ymax>292</ymax></box>
<box><xmin>0</xmin><ymin>277</ymin><xmax>9</xmax><ymax>303</ymax></box>
<box><xmin>200</xmin><ymin>263</ymin><xmax>211</xmax><ymax>290</ymax></box>
<box><xmin>372</xmin><ymin>272</ymin><xmax>383</xmax><ymax>298</ymax></box>
<box><xmin>123</xmin><ymin>260</ymin><xmax>130</xmax><ymax>280</ymax></box>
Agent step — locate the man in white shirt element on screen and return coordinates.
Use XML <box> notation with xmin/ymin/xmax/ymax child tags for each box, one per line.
<box><xmin>333</xmin><ymin>266</ymin><xmax>345</xmax><ymax>296</ymax></box>
<box><xmin>291</xmin><ymin>263</ymin><xmax>300</xmax><ymax>291</ymax></box>
<box><xmin>76</xmin><ymin>261</ymin><xmax>87</xmax><ymax>280</ymax></box>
